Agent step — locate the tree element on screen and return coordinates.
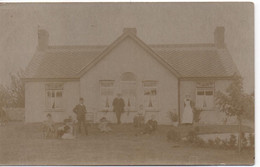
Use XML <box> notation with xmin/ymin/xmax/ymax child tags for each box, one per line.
<box><xmin>215</xmin><ymin>74</ymin><xmax>254</xmax><ymax>153</ymax></box>
<box><xmin>0</xmin><ymin>69</ymin><xmax>25</xmax><ymax>108</ymax></box>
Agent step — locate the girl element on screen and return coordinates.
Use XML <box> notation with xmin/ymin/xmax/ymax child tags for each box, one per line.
<box><xmin>98</xmin><ymin>117</ymin><xmax>112</xmax><ymax>132</ymax></box>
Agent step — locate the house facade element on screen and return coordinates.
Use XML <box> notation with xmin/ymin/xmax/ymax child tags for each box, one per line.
<box><xmin>23</xmin><ymin>27</ymin><xmax>238</xmax><ymax>125</ymax></box>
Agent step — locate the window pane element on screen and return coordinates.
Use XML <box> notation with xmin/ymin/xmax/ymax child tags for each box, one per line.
<box><xmin>143</xmin><ymin>81</ymin><xmax>157</xmax><ymax>87</ymax></box>
<box><xmin>55</xmin><ymin>96</ymin><xmax>62</xmax><ymax>108</ymax></box>
<box><xmin>205</xmin><ymin>91</ymin><xmax>213</xmax><ymax>96</ymax></box>
<box><xmin>51</xmin><ymin>91</ymin><xmax>55</xmax><ymax>97</ymax></box>
<box><xmin>197</xmin><ymin>91</ymin><xmax>204</xmax><ymax>95</ymax></box>
<box><xmin>100</xmin><ymin>81</ymin><xmax>114</xmax><ymax>87</ymax></box>
<box><xmin>56</xmin><ymin>91</ymin><xmax>62</xmax><ymax>97</ymax></box>
<box><xmin>143</xmin><ymin>82</ymin><xmax>158</xmax><ymax>110</ymax></box>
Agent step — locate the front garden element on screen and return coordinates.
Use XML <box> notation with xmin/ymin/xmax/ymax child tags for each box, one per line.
<box><xmin>0</xmin><ymin>121</ymin><xmax>254</xmax><ymax>165</ymax></box>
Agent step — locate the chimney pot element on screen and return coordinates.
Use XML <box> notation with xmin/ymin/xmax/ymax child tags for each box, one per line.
<box><xmin>38</xmin><ymin>29</ymin><xmax>49</xmax><ymax>51</ymax></box>
<box><xmin>123</xmin><ymin>28</ymin><xmax>137</xmax><ymax>35</ymax></box>
<box><xmin>214</xmin><ymin>26</ymin><xmax>225</xmax><ymax>48</ymax></box>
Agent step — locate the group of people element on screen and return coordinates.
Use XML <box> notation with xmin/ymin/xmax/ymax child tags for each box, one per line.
<box><xmin>43</xmin><ymin>94</ymin><xmax>159</xmax><ymax>139</ymax></box>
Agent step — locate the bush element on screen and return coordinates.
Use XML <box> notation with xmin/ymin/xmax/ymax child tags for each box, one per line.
<box><xmin>241</xmin><ymin>132</ymin><xmax>248</xmax><ymax>149</ymax></box>
<box><xmin>194</xmin><ymin>137</ymin><xmax>206</xmax><ymax>147</ymax></box>
<box><xmin>187</xmin><ymin>130</ymin><xmax>197</xmax><ymax>143</ymax></box>
<box><xmin>220</xmin><ymin>139</ymin><xmax>229</xmax><ymax>150</ymax></box>
<box><xmin>228</xmin><ymin>134</ymin><xmax>237</xmax><ymax>149</ymax></box>
<box><xmin>208</xmin><ymin>139</ymin><xmax>214</xmax><ymax>147</ymax></box>
<box><xmin>167</xmin><ymin>129</ymin><xmax>181</xmax><ymax>142</ymax></box>
<box><xmin>193</xmin><ymin>107</ymin><xmax>202</xmax><ymax>123</ymax></box>
<box><xmin>168</xmin><ymin>111</ymin><xmax>178</xmax><ymax>122</ymax></box>
<box><xmin>248</xmin><ymin>133</ymin><xmax>254</xmax><ymax>149</ymax></box>
<box><xmin>214</xmin><ymin>137</ymin><xmax>221</xmax><ymax>147</ymax></box>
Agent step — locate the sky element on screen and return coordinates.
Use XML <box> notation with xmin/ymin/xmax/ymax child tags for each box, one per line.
<box><xmin>0</xmin><ymin>3</ymin><xmax>254</xmax><ymax>93</ymax></box>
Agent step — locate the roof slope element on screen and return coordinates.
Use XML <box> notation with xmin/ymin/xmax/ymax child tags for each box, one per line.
<box><xmin>151</xmin><ymin>44</ymin><xmax>238</xmax><ymax>78</ymax></box>
<box><xmin>24</xmin><ymin>39</ymin><xmax>238</xmax><ymax>80</ymax></box>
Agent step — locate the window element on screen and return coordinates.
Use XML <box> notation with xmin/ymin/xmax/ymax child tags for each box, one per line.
<box><xmin>120</xmin><ymin>72</ymin><xmax>137</xmax><ymax>111</ymax></box>
<box><xmin>196</xmin><ymin>81</ymin><xmax>214</xmax><ymax>109</ymax></box>
<box><xmin>143</xmin><ymin>81</ymin><xmax>158</xmax><ymax>111</ymax></box>
<box><xmin>45</xmin><ymin>83</ymin><xmax>64</xmax><ymax>110</ymax></box>
<box><xmin>100</xmin><ymin>80</ymin><xmax>114</xmax><ymax>111</ymax></box>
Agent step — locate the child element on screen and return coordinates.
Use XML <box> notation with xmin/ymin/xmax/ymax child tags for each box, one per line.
<box><xmin>43</xmin><ymin>113</ymin><xmax>55</xmax><ymax>138</ymax></box>
<box><xmin>133</xmin><ymin>105</ymin><xmax>145</xmax><ymax>128</ymax></box>
<box><xmin>57</xmin><ymin>117</ymin><xmax>75</xmax><ymax>139</ymax></box>
<box><xmin>136</xmin><ymin>115</ymin><xmax>158</xmax><ymax>136</ymax></box>
<box><xmin>98</xmin><ymin>117</ymin><xmax>112</xmax><ymax>132</ymax></box>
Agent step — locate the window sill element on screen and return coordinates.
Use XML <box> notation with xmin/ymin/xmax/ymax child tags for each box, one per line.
<box><xmin>45</xmin><ymin>109</ymin><xmax>64</xmax><ymax>112</ymax></box>
<box><xmin>98</xmin><ymin>110</ymin><xmax>138</xmax><ymax>112</ymax></box>
<box><xmin>145</xmin><ymin>110</ymin><xmax>159</xmax><ymax>112</ymax></box>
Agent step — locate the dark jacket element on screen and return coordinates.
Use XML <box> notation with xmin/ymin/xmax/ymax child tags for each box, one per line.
<box><xmin>112</xmin><ymin>97</ymin><xmax>125</xmax><ymax>113</ymax></box>
<box><xmin>73</xmin><ymin>104</ymin><xmax>87</xmax><ymax>120</ymax></box>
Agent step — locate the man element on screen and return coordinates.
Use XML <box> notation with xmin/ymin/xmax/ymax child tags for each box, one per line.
<box><xmin>112</xmin><ymin>93</ymin><xmax>125</xmax><ymax>124</ymax></box>
<box><xmin>73</xmin><ymin>97</ymin><xmax>88</xmax><ymax>135</ymax></box>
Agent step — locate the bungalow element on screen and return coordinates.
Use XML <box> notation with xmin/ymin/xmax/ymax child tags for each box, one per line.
<box><xmin>23</xmin><ymin>27</ymin><xmax>238</xmax><ymax>125</ymax></box>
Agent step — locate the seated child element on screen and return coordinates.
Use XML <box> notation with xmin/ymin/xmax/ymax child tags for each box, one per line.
<box><xmin>57</xmin><ymin>117</ymin><xmax>75</xmax><ymax>139</ymax></box>
<box><xmin>43</xmin><ymin>113</ymin><xmax>55</xmax><ymax>138</ymax></box>
<box><xmin>133</xmin><ymin>105</ymin><xmax>145</xmax><ymax>128</ymax></box>
<box><xmin>136</xmin><ymin>115</ymin><xmax>158</xmax><ymax>136</ymax></box>
<box><xmin>98</xmin><ymin>117</ymin><xmax>112</xmax><ymax>133</ymax></box>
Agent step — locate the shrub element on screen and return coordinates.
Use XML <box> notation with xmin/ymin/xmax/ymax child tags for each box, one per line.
<box><xmin>193</xmin><ymin>107</ymin><xmax>202</xmax><ymax>123</ymax></box>
<box><xmin>220</xmin><ymin>139</ymin><xmax>229</xmax><ymax>150</ymax></box>
<box><xmin>241</xmin><ymin>132</ymin><xmax>248</xmax><ymax>149</ymax></box>
<box><xmin>187</xmin><ymin>130</ymin><xmax>197</xmax><ymax>143</ymax></box>
<box><xmin>168</xmin><ymin>111</ymin><xmax>178</xmax><ymax>122</ymax></box>
<box><xmin>248</xmin><ymin>133</ymin><xmax>254</xmax><ymax>149</ymax></box>
<box><xmin>228</xmin><ymin>134</ymin><xmax>237</xmax><ymax>149</ymax></box>
<box><xmin>208</xmin><ymin>139</ymin><xmax>214</xmax><ymax>147</ymax></box>
<box><xmin>167</xmin><ymin>129</ymin><xmax>181</xmax><ymax>142</ymax></box>
<box><xmin>214</xmin><ymin>137</ymin><xmax>221</xmax><ymax>148</ymax></box>
<box><xmin>194</xmin><ymin>137</ymin><xmax>206</xmax><ymax>147</ymax></box>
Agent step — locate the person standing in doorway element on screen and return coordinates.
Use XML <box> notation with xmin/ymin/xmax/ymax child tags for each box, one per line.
<box><xmin>73</xmin><ymin>97</ymin><xmax>88</xmax><ymax>135</ymax></box>
<box><xmin>112</xmin><ymin>93</ymin><xmax>125</xmax><ymax>124</ymax></box>
<box><xmin>182</xmin><ymin>95</ymin><xmax>193</xmax><ymax>125</ymax></box>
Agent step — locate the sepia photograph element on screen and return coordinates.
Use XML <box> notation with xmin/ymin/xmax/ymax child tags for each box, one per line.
<box><xmin>0</xmin><ymin>2</ymin><xmax>254</xmax><ymax>165</ymax></box>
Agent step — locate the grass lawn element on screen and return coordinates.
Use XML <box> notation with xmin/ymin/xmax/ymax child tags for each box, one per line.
<box><xmin>0</xmin><ymin>122</ymin><xmax>254</xmax><ymax>165</ymax></box>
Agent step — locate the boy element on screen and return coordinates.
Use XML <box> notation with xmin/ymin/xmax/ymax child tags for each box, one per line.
<box><xmin>133</xmin><ymin>105</ymin><xmax>145</xmax><ymax>128</ymax></box>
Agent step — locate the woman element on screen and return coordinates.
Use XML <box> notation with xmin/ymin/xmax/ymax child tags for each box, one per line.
<box><xmin>182</xmin><ymin>95</ymin><xmax>193</xmax><ymax>125</ymax></box>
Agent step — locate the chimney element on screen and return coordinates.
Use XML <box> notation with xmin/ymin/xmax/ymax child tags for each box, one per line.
<box><xmin>38</xmin><ymin>29</ymin><xmax>49</xmax><ymax>51</ymax></box>
<box><xmin>214</xmin><ymin>26</ymin><xmax>225</xmax><ymax>48</ymax></box>
<box><xmin>123</xmin><ymin>28</ymin><xmax>137</xmax><ymax>35</ymax></box>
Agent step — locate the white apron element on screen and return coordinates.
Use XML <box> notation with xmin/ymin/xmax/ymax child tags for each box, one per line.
<box><xmin>182</xmin><ymin>99</ymin><xmax>193</xmax><ymax>124</ymax></box>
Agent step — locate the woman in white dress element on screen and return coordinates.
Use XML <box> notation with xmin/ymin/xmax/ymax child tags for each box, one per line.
<box><xmin>182</xmin><ymin>95</ymin><xmax>193</xmax><ymax>125</ymax></box>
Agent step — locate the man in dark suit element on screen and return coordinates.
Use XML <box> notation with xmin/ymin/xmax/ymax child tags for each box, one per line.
<box><xmin>73</xmin><ymin>97</ymin><xmax>88</xmax><ymax>135</ymax></box>
<box><xmin>112</xmin><ymin>93</ymin><xmax>125</xmax><ymax>124</ymax></box>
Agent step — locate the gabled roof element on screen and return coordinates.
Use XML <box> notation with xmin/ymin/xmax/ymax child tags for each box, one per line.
<box><xmin>24</xmin><ymin>30</ymin><xmax>238</xmax><ymax>80</ymax></box>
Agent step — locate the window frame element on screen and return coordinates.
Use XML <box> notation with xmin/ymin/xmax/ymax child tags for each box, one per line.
<box><xmin>45</xmin><ymin>83</ymin><xmax>64</xmax><ymax>111</ymax></box>
<box><xmin>195</xmin><ymin>81</ymin><xmax>215</xmax><ymax>110</ymax></box>
<box><xmin>99</xmin><ymin>80</ymin><xmax>115</xmax><ymax>111</ymax></box>
<box><xmin>120</xmin><ymin>80</ymin><xmax>137</xmax><ymax>112</ymax></box>
<box><xmin>143</xmin><ymin>80</ymin><xmax>159</xmax><ymax>111</ymax></box>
